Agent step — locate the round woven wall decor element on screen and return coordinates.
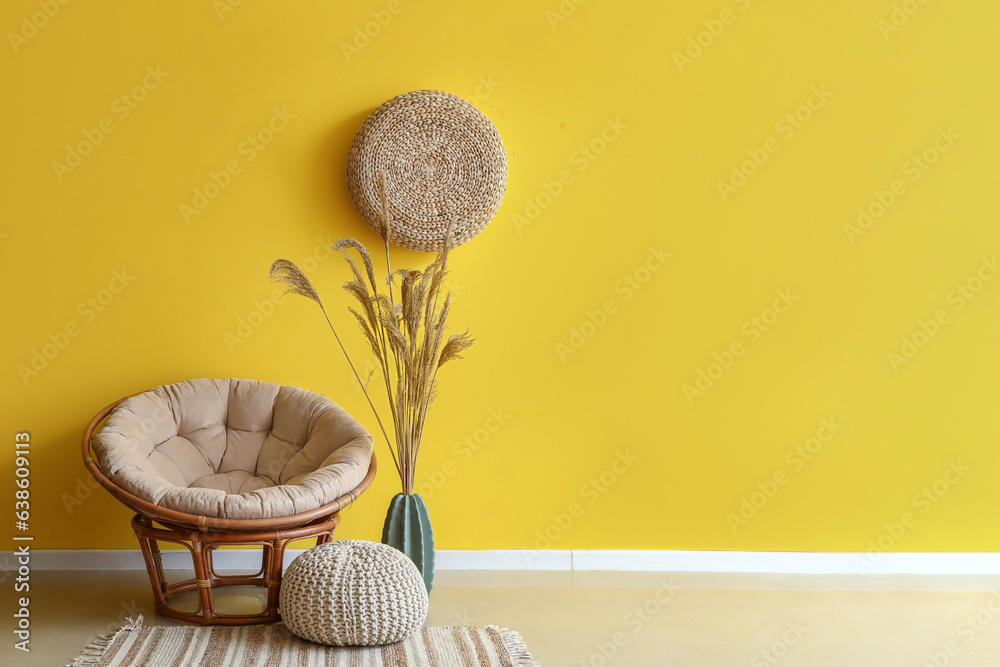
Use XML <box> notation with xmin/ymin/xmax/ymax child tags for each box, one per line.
<box><xmin>345</xmin><ymin>89</ymin><xmax>507</xmax><ymax>252</ymax></box>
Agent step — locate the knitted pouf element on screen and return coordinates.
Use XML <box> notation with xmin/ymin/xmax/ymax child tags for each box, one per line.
<box><xmin>279</xmin><ymin>540</ymin><xmax>429</xmax><ymax>646</ymax></box>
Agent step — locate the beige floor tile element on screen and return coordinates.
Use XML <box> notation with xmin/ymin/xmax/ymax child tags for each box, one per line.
<box><xmin>4</xmin><ymin>570</ymin><xmax>1000</xmax><ymax>666</ymax></box>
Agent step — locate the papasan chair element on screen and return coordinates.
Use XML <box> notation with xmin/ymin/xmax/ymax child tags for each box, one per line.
<box><xmin>82</xmin><ymin>378</ymin><xmax>376</xmax><ymax>625</ymax></box>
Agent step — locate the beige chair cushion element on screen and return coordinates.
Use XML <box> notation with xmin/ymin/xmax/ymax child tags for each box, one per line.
<box><xmin>91</xmin><ymin>379</ymin><xmax>373</xmax><ymax>520</ymax></box>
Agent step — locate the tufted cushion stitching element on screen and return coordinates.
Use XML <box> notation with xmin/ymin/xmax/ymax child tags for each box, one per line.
<box><xmin>146</xmin><ymin>449</ymin><xmax>188</xmax><ymax>488</ymax></box>
<box><xmin>224</xmin><ymin>391</ymin><xmax>279</xmax><ymax>464</ymax></box>
<box><xmin>174</xmin><ymin>424</ymin><xmax>226</xmax><ymax>472</ymax></box>
<box><xmin>92</xmin><ymin>379</ymin><xmax>373</xmax><ymax>520</ymax></box>
<box><xmin>153</xmin><ymin>437</ymin><xmax>214</xmax><ymax>486</ymax></box>
<box><xmin>257</xmin><ymin>433</ymin><xmax>301</xmax><ymax>483</ymax></box>
<box><xmin>237</xmin><ymin>475</ymin><xmax>275</xmax><ymax>494</ymax></box>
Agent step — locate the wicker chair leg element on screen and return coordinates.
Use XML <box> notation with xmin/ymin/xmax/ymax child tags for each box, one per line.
<box><xmin>151</xmin><ymin>549</ymin><xmax>166</xmax><ymax>595</ymax></box>
<box><xmin>204</xmin><ymin>545</ymin><xmax>215</xmax><ymax>579</ymax></box>
<box><xmin>316</xmin><ymin>515</ymin><xmax>340</xmax><ymax>545</ymax></box>
<box><xmin>264</xmin><ymin>537</ymin><xmax>284</xmax><ymax>619</ymax></box>
<box><xmin>190</xmin><ymin>539</ymin><xmax>214</xmax><ymax>622</ymax></box>
<box><xmin>128</xmin><ymin>514</ymin><xmax>341</xmax><ymax>625</ymax></box>
<box><xmin>133</xmin><ymin>515</ymin><xmax>168</xmax><ymax>604</ymax></box>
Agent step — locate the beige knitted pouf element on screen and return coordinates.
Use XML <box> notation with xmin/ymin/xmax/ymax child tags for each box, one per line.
<box><xmin>279</xmin><ymin>540</ymin><xmax>429</xmax><ymax>646</ymax></box>
<box><xmin>345</xmin><ymin>89</ymin><xmax>508</xmax><ymax>252</ymax></box>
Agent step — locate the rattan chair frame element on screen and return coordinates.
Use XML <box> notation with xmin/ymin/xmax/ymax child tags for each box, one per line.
<box><xmin>83</xmin><ymin>394</ymin><xmax>377</xmax><ymax>625</ymax></box>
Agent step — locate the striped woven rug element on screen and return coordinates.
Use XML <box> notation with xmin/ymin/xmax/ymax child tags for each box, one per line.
<box><xmin>68</xmin><ymin>618</ymin><xmax>539</xmax><ymax>667</ymax></box>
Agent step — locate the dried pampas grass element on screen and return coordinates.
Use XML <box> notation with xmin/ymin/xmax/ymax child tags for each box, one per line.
<box><xmin>271</xmin><ymin>184</ymin><xmax>474</xmax><ymax>493</ymax></box>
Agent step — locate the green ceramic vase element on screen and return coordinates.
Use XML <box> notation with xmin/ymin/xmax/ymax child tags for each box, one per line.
<box><xmin>381</xmin><ymin>492</ymin><xmax>435</xmax><ymax>594</ymax></box>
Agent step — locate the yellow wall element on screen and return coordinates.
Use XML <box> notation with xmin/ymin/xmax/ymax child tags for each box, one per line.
<box><xmin>3</xmin><ymin>0</ymin><xmax>1000</xmax><ymax>553</ymax></box>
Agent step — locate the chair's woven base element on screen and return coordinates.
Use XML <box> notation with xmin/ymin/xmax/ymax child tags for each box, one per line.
<box><xmin>132</xmin><ymin>513</ymin><xmax>341</xmax><ymax>626</ymax></box>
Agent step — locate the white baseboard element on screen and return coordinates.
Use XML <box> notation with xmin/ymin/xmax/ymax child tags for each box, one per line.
<box><xmin>3</xmin><ymin>549</ymin><xmax>1000</xmax><ymax>576</ymax></box>
<box><xmin>572</xmin><ymin>550</ymin><xmax>1000</xmax><ymax>575</ymax></box>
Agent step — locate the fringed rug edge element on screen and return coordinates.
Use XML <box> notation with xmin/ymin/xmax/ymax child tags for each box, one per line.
<box><xmin>66</xmin><ymin>614</ymin><xmax>145</xmax><ymax>667</ymax></box>
<box><xmin>491</xmin><ymin>626</ymin><xmax>542</xmax><ymax>666</ymax></box>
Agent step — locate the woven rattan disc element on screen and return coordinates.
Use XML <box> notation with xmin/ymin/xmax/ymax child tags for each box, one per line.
<box><xmin>346</xmin><ymin>90</ymin><xmax>507</xmax><ymax>252</ymax></box>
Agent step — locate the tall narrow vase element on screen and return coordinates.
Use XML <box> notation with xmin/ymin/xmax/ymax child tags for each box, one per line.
<box><xmin>381</xmin><ymin>493</ymin><xmax>435</xmax><ymax>594</ymax></box>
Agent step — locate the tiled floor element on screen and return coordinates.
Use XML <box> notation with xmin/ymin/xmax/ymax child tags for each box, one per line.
<box><xmin>6</xmin><ymin>570</ymin><xmax>1000</xmax><ymax>665</ymax></box>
